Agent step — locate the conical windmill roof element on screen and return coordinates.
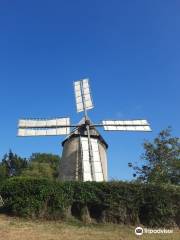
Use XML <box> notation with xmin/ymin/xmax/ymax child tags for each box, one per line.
<box><xmin>62</xmin><ymin>117</ymin><xmax>108</xmax><ymax>148</ymax></box>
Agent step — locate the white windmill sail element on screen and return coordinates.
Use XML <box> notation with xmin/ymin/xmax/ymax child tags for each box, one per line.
<box><xmin>80</xmin><ymin>137</ymin><xmax>104</xmax><ymax>182</ymax></box>
<box><xmin>91</xmin><ymin>138</ymin><xmax>104</xmax><ymax>181</ymax></box>
<box><xmin>102</xmin><ymin>120</ymin><xmax>151</xmax><ymax>131</ymax></box>
<box><xmin>18</xmin><ymin>117</ymin><xmax>71</xmax><ymax>136</ymax></box>
<box><xmin>74</xmin><ymin>79</ymin><xmax>94</xmax><ymax>113</ymax></box>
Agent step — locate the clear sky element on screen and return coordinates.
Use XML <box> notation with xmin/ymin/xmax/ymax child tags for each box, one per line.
<box><xmin>0</xmin><ymin>0</ymin><xmax>179</xmax><ymax>180</ymax></box>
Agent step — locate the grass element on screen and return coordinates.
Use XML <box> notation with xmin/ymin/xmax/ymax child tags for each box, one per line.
<box><xmin>0</xmin><ymin>214</ymin><xmax>179</xmax><ymax>240</ymax></box>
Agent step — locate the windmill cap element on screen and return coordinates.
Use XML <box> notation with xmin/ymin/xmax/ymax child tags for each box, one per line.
<box><xmin>62</xmin><ymin>117</ymin><xmax>108</xmax><ymax>148</ymax></box>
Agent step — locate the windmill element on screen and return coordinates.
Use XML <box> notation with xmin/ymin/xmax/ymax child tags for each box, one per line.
<box><xmin>18</xmin><ymin>79</ymin><xmax>151</xmax><ymax>182</ymax></box>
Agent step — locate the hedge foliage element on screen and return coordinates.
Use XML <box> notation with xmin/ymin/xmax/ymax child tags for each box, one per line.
<box><xmin>0</xmin><ymin>177</ymin><xmax>179</xmax><ymax>227</ymax></box>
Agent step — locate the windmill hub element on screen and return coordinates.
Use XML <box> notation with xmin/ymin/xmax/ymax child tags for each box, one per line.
<box><xmin>17</xmin><ymin>78</ymin><xmax>151</xmax><ymax>182</ymax></box>
<box><xmin>85</xmin><ymin>119</ymin><xmax>91</xmax><ymax>126</ymax></box>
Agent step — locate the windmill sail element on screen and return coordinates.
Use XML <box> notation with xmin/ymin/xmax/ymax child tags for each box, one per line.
<box><xmin>74</xmin><ymin>79</ymin><xmax>94</xmax><ymax>113</ymax></box>
<box><xmin>102</xmin><ymin>120</ymin><xmax>151</xmax><ymax>131</ymax></box>
<box><xmin>80</xmin><ymin>137</ymin><xmax>104</xmax><ymax>182</ymax></box>
<box><xmin>18</xmin><ymin>118</ymin><xmax>70</xmax><ymax>128</ymax></box>
<box><xmin>18</xmin><ymin>117</ymin><xmax>71</xmax><ymax>136</ymax></box>
<box><xmin>18</xmin><ymin>127</ymin><xmax>70</xmax><ymax>136</ymax></box>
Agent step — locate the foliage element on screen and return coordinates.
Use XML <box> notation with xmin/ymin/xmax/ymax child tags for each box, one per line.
<box><xmin>21</xmin><ymin>153</ymin><xmax>60</xmax><ymax>179</ymax></box>
<box><xmin>0</xmin><ymin>150</ymin><xmax>27</xmax><ymax>180</ymax></box>
<box><xmin>0</xmin><ymin>177</ymin><xmax>179</xmax><ymax>227</ymax></box>
<box><xmin>129</xmin><ymin>128</ymin><xmax>180</xmax><ymax>185</ymax></box>
<box><xmin>0</xmin><ymin>152</ymin><xmax>60</xmax><ymax>181</ymax></box>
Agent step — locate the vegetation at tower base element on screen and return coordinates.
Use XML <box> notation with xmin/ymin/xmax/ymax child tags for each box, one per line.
<box><xmin>0</xmin><ymin>177</ymin><xmax>179</xmax><ymax>227</ymax></box>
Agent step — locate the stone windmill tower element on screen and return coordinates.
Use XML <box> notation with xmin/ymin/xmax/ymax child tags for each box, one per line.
<box><xmin>17</xmin><ymin>78</ymin><xmax>151</xmax><ymax>182</ymax></box>
<box><xmin>59</xmin><ymin>116</ymin><xmax>108</xmax><ymax>181</ymax></box>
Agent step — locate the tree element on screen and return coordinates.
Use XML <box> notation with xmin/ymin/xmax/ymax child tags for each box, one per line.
<box><xmin>21</xmin><ymin>153</ymin><xmax>60</xmax><ymax>179</ymax></box>
<box><xmin>0</xmin><ymin>195</ymin><xmax>4</xmax><ymax>207</ymax></box>
<box><xmin>0</xmin><ymin>164</ymin><xmax>7</xmax><ymax>181</ymax></box>
<box><xmin>0</xmin><ymin>150</ymin><xmax>27</xmax><ymax>180</ymax></box>
<box><xmin>0</xmin><ymin>151</ymin><xmax>61</xmax><ymax>180</ymax></box>
<box><xmin>129</xmin><ymin>127</ymin><xmax>180</xmax><ymax>185</ymax></box>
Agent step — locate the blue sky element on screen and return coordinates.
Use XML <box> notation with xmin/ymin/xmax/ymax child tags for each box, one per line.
<box><xmin>0</xmin><ymin>0</ymin><xmax>179</xmax><ymax>180</ymax></box>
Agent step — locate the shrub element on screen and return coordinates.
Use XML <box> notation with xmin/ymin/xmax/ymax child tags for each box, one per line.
<box><xmin>0</xmin><ymin>177</ymin><xmax>179</xmax><ymax>227</ymax></box>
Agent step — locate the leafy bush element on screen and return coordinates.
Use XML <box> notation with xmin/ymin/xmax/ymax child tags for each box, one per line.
<box><xmin>0</xmin><ymin>177</ymin><xmax>179</xmax><ymax>227</ymax></box>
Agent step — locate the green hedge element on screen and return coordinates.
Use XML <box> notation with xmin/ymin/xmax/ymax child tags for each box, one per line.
<box><xmin>0</xmin><ymin>177</ymin><xmax>179</xmax><ymax>227</ymax></box>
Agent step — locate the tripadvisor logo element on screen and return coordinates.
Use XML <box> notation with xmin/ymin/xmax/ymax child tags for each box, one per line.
<box><xmin>135</xmin><ymin>227</ymin><xmax>143</xmax><ymax>236</ymax></box>
<box><xmin>135</xmin><ymin>226</ymin><xmax>173</xmax><ymax>235</ymax></box>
